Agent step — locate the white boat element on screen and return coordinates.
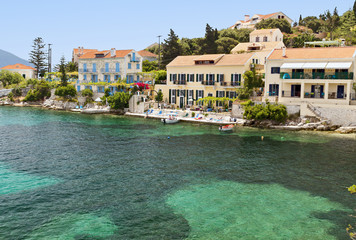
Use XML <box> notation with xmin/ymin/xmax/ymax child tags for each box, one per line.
<box><xmin>219</xmin><ymin>124</ymin><xmax>234</xmax><ymax>132</ymax></box>
<box><xmin>161</xmin><ymin>117</ymin><xmax>179</xmax><ymax>124</ymax></box>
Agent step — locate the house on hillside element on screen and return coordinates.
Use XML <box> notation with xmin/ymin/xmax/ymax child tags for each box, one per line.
<box><xmin>76</xmin><ymin>48</ymin><xmax>143</xmax><ymax>94</ymax></box>
<box><xmin>155</xmin><ymin>53</ymin><xmax>256</xmax><ymax>109</ymax></box>
<box><xmin>229</xmin><ymin>12</ymin><xmax>293</xmax><ymax>30</ymax></box>
<box><xmin>0</xmin><ymin>63</ymin><xmax>36</xmax><ymax>79</ymax></box>
<box><xmin>231</xmin><ymin>29</ymin><xmax>285</xmax><ymax>74</ymax></box>
<box><xmin>138</xmin><ymin>50</ymin><xmax>158</xmax><ymax>62</ymax></box>
<box><xmin>264</xmin><ymin>47</ymin><xmax>356</xmax><ymax>106</ymax></box>
<box><xmin>72</xmin><ymin>47</ymin><xmax>98</xmax><ymax>63</ymax></box>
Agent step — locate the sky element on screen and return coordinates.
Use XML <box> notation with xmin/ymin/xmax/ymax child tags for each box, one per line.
<box><xmin>0</xmin><ymin>0</ymin><xmax>354</xmax><ymax>66</ymax></box>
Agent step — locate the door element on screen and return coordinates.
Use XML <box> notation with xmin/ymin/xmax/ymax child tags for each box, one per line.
<box><xmin>180</xmin><ymin>97</ymin><xmax>184</xmax><ymax>108</ymax></box>
<box><xmin>337</xmin><ymin>85</ymin><xmax>344</xmax><ymax>99</ymax></box>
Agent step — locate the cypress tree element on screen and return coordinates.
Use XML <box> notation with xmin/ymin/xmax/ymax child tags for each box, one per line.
<box><xmin>29</xmin><ymin>37</ymin><xmax>47</xmax><ymax>78</ymax></box>
<box><xmin>161</xmin><ymin>29</ymin><xmax>183</xmax><ymax>68</ymax></box>
<box><xmin>59</xmin><ymin>56</ymin><xmax>68</xmax><ymax>86</ymax></box>
<box><xmin>201</xmin><ymin>24</ymin><xmax>218</xmax><ymax>54</ymax></box>
<box><xmin>299</xmin><ymin>15</ymin><xmax>303</xmax><ymax>25</ymax></box>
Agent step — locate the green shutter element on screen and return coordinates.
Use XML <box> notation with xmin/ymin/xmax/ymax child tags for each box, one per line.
<box><xmin>231</xmin><ymin>74</ymin><xmax>233</xmax><ymax>81</ymax></box>
<box><xmin>169</xmin><ymin>89</ymin><xmax>171</xmax><ymax>103</ymax></box>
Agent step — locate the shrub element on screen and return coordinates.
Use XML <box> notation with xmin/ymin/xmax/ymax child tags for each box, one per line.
<box><xmin>243</xmin><ymin>101</ymin><xmax>288</xmax><ymax>122</ymax></box>
<box><xmin>55</xmin><ymin>85</ymin><xmax>77</xmax><ymax>99</ymax></box>
<box><xmin>107</xmin><ymin>92</ymin><xmax>131</xmax><ymax>109</ymax></box>
<box><xmin>81</xmin><ymin>88</ymin><xmax>93</xmax><ymax>98</ymax></box>
<box><xmin>237</xmin><ymin>88</ymin><xmax>252</xmax><ymax>100</ymax></box>
<box><xmin>191</xmin><ymin>112</ymin><xmax>195</xmax><ymax>117</ymax></box>
<box><xmin>12</xmin><ymin>87</ymin><xmax>22</xmax><ymax>97</ymax></box>
<box><xmin>7</xmin><ymin>92</ymin><xmax>14</xmax><ymax>102</ymax></box>
<box><xmin>23</xmin><ymin>81</ymin><xmax>51</xmax><ymax>102</ymax></box>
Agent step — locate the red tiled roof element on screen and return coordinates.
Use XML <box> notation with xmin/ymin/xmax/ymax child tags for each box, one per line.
<box><xmin>79</xmin><ymin>49</ymin><xmax>133</xmax><ymax>59</ymax></box>
<box><xmin>0</xmin><ymin>63</ymin><xmax>35</xmax><ymax>70</ymax></box>
<box><xmin>268</xmin><ymin>47</ymin><xmax>356</xmax><ymax>60</ymax></box>
<box><xmin>260</xmin><ymin>12</ymin><xmax>279</xmax><ymax>20</ymax></box>
<box><xmin>73</xmin><ymin>48</ymin><xmax>98</xmax><ymax>55</ymax></box>
<box><xmin>138</xmin><ymin>50</ymin><xmax>157</xmax><ymax>57</ymax></box>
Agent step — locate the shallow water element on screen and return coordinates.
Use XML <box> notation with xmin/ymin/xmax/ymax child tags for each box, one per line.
<box><xmin>0</xmin><ymin>106</ymin><xmax>355</xmax><ymax>239</ymax></box>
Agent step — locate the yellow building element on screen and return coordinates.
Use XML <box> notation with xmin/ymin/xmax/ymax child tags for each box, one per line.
<box><xmin>264</xmin><ymin>47</ymin><xmax>356</xmax><ymax>105</ymax></box>
<box><xmin>156</xmin><ymin>53</ymin><xmax>255</xmax><ymax>109</ymax></box>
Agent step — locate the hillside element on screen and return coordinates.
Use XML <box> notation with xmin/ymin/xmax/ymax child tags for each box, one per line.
<box><xmin>0</xmin><ymin>49</ymin><xmax>34</xmax><ymax>68</ymax></box>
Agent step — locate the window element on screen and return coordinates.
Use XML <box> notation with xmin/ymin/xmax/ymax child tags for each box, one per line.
<box><xmin>269</xmin><ymin>84</ymin><xmax>279</xmax><ymax>96</ymax></box>
<box><xmin>91</xmin><ymin>75</ymin><xmax>98</xmax><ymax>82</ymax></box>
<box><xmin>271</xmin><ymin>67</ymin><xmax>280</xmax><ymax>74</ymax></box>
<box><xmin>132</xmin><ymin>52</ymin><xmax>136</xmax><ymax>61</ymax></box>
<box><xmin>231</xmin><ymin>74</ymin><xmax>241</xmax><ymax>86</ymax></box>
<box><xmin>92</xmin><ymin>63</ymin><xmax>96</xmax><ymax>72</ymax></box>
<box><xmin>128</xmin><ymin>63</ymin><xmax>131</xmax><ymax>69</ymax></box>
<box><xmin>136</xmin><ymin>64</ymin><xmax>140</xmax><ymax>69</ymax></box>
<box><xmin>83</xmin><ymin>75</ymin><xmax>87</xmax><ymax>81</ymax></box>
<box><xmin>256</xmin><ymin>37</ymin><xmax>260</xmax><ymax>42</ymax></box>
<box><xmin>83</xmin><ymin>63</ymin><xmax>87</xmax><ymax>72</ymax></box>
<box><xmin>197</xmin><ymin>90</ymin><xmax>204</xmax><ymax>100</ymax></box>
<box><xmin>216</xmin><ymin>74</ymin><xmax>224</xmax><ymax>82</ymax></box>
<box><xmin>196</xmin><ymin>74</ymin><xmax>204</xmax><ymax>82</ymax></box>
<box><xmin>114</xmin><ymin>75</ymin><xmax>121</xmax><ymax>81</ymax></box>
<box><xmin>187</xmin><ymin>90</ymin><xmax>194</xmax><ymax>105</ymax></box>
<box><xmin>116</xmin><ymin>63</ymin><xmax>120</xmax><ymax>72</ymax></box>
<box><xmin>137</xmin><ymin>75</ymin><xmax>140</xmax><ymax>82</ymax></box>
<box><xmin>97</xmin><ymin>86</ymin><xmax>105</xmax><ymax>93</ymax></box>
<box><xmin>206</xmin><ymin>74</ymin><xmax>215</xmax><ymax>84</ymax></box>
<box><xmin>263</xmin><ymin>36</ymin><xmax>268</xmax><ymax>42</ymax></box>
<box><xmin>187</xmin><ymin>74</ymin><xmax>194</xmax><ymax>82</ymax></box>
<box><xmin>171</xmin><ymin>89</ymin><xmax>176</xmax><ymax>104</ymax></box>
<box><xmin>105</xmin><ymin>63</ymin><xmax>109</xmax><ymax>72</ymax></box>
<box><xmin>104</xmin><ymin>75</ymin><xmax>110</xmax><ymax>82</ymax></box>
<box><xmin>216</xmin><ymin>91</ymin><xmax>225</xmax><ymax>106</ymax></box>
<box><xmin>275</xmin><ymin>36</ymin><xmax>277</xmax><ymax>41</ymax></box>
<box><xmin>77</xmin><ymin>86</ymin><xmax>81</xmax><ymax>92</ymax></box>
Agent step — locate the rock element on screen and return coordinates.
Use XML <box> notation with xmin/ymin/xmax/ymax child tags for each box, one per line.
<box><xmin>335</xmin><ymin>127</ymin><xmax>356</xmax><ymax>134</ymax></box>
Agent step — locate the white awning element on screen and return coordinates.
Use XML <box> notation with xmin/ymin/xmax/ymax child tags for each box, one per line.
<box><xmin>302</xmin><ymin>62</ymin><xmax>328</xmax><ymax>69</ymax></box>
<box><xmin>325</xmin><ymin>62</ymin><xmax>352</xmax><ymax>69</ymax></box>
<box><xmin>280</xmin><ymin>63</ymin><xmax>305</xmax><ymax>69</ymax></box>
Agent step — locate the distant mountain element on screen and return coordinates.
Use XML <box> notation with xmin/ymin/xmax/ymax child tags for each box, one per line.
<box><xmin>0</xmin><ymin>49</ymin><xmax>34</xmax><ymax>68</ymax></box>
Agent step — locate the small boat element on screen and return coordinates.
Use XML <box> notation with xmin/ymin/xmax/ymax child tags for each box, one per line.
<box><xmin>161</xmin><ymin>116</ymin><xmax>179</xmax><ymax>124</ymax></box>
<box><xmin>219</xmin><ymin>124</ymin><xmax>234</xmax><ymax>132</ymax></box>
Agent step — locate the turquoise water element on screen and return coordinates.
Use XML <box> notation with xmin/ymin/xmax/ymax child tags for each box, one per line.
<box><xmin>0</xmin><ymin>106</ymin><xmax>355</xmax><ymax>239</ymax></box>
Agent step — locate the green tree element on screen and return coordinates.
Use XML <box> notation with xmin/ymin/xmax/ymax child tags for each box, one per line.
<box><xmin>81</xmin><ymin>88</ymin><xmax>93</xmax><ymax>98</ymax></box>
<box><xmin>66</xmin><ymin>61</ymin><xmax>78</xmax><ymax>72</ymax></box>
<box><xmin>300</xmin><ymin>16</ymin><xmax>322</xmax><ymax>33</ymax></box>
<box><xmin>155</xmin><ymin>90</ymin><xmax>163</xmax><ymax>103</ymax></box>
<box><xmin>107</xmin><ymin>92</ymin><xmax>131</xmax><ymax>109</ymax></box>
<box><xmin>55</xmin><ymin>85</ymin><xmax>76</xmax><ymax>99</ymax></box>
<box><xmin>216</xmin><ymin>37</ymin><xmax>239</xmax><ymax>53</ymax></box>
<box><xmin>23</xmin><ymin>80</ymin><xmax>51</xmax><ymax>101</ymax></box>
<box><xmin>354</xmin><ymin>0</ymin><xmax>356</xmax><ymax>17</ymax></box>
<box><xmin>338</xmin><ymin>10</ymin><xmax>356</xmax><ymax>45</ymax></box>
<box><xmin>299</xmin><ymin>15</ymin><xmax>303</xmax><ymax>25</ymax></box>
<box><xmin>29</xmin><ymin>37</ymin><xmax>47</xmax><ymax>78</ymax></box>
<box><xmin>322</xmin><ymin>8</ymin><xmax>340</xmax><ymax>40</ymax></box>
<box><xmin>162</xmin><ymin>29</ymin><xmax>183</xmax><ymax>68</ymax></box>
<box><xmin>59</xmin><ymin>56</ymin><xmax>68</xmax><ymax>86</ymax></box>
<box><xmin>0</xmin><ymin>70</ymin><xmax>24</xmax><ymax>87</ymax></box>
<box><xmin>142</xmin><ymin>60</ymin><xmax>158</xmax><ymax>72</ymax></box>
<box><xmin>201</xmin><ymin>24</ymin><xmax>219</xmax><ymax>54</ymax></box>
<box><xmin>243</xmin><ymin>68</ymin><xmax>264</xmax><ymax>90</ymax></box>
<box><xmin>219</xmin><ymin>28</ymin><xmax>252</xmax><ymax>42</ymax></box>
<box><xmin>255</xmin><ymin>19</ymin><xmax>292</xmax><ymax>34</ymax></box>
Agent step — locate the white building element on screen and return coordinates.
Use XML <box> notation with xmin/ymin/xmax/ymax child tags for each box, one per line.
<box><xmin>0</xmin><ymin>63</ymin><xmax>36</xmax><ymax>79</ymax></box>
<box><xmin>229</xmin><ymin>12</ymin><xmax>293</xmax><ymax>30</ymax></box>
<box><xmin>76</xmin><ymin>48</ymin><xmax>143</xmax><ymax>93</ymax></box>
<box><xmin>264</xmin><ymin>47</ymin><xmax>356</xmax><ymax>105</ymax></box>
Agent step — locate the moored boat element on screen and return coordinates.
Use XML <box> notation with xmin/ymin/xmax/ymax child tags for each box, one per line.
<box><xmin>161</xmin><ymin>116</ymin><xmax>179</xmax><ymax>124</ymax></box>
<box><xmin>219</xmin><ymin>124</ymin><xmax>234</xmax><ymax>132</ymax></box>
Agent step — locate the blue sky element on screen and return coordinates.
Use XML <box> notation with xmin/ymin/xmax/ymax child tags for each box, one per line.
<box><xmin>0</xmin><ymin>0</ymin><xmax>354</xmax><ymax>66</ymax></box>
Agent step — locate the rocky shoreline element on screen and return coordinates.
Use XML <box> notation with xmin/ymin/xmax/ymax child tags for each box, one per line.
<box><xmin>1</xmin><ymin>99</ymin><xmax>356</xmax><ymax>134</ymax></box>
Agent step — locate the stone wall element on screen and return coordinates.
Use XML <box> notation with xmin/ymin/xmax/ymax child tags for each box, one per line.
<box><xmin>0</xmin><ymin>89</ymin><xmax>12</xmax><ymax>97</ymax></box>
<box><xmin>315</xmin><ymin>105</ymin><xmax>356</xmax><ymax>126</ymax></box>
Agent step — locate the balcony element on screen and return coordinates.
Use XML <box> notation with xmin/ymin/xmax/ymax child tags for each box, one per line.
<box><xmin>173</xmin><ymin>80</ymin><xmax>186</xmax><ymax>85</ymax></box>
<box><xmin>202</xmin><ymin>80</ymin><xmax>215</xmax><ymax>86</ymax></box>
<box><xmin>130</xmin><ymin>57</ymin><xmax>141</xmax><ymax>62</ymax></box>
<box><xmin>328</xmin><ymin>92</ymin><xmax>346</xmax><ymax>99</ymax></box>
<box><xmin>231</xmin><ymin>81</ymin><xmax>241</xmax><ymax>86</ymax></box>
<box><xmin>100</xmin><ymin>68</ymin><xmax>119</xmax><ymax>73</ymax></box>
<box><xmin>280</xmin><ymin>72</ymin><xmax>354</xmax><ymax>80</ymax></box>
<box><xmin>282</xmin><ymin>91</ymin><xmax>301</xmax><ymax>98</ymax></box>
<box><xmin>304</xmin><ymin>92</ymin><xmax>324</xmax><ymax>99</ymax></box>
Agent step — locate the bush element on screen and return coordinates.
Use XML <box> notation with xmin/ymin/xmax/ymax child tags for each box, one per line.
<box><xmin>191</xmin><ymin>112</ymin><xmax>195</xmax><ymax>117</ymax></box>
<box><xmin>107</xmin><ymin>92</ymin><xmax>131</xmax><ymax>109</ymax></box>
<box><xmin>237</xmin><ymin>88</ymin><xmax>252</xmax><ymax>100</ymax></box>
<box><xmin>23</xmin><ymin>81</ymin><xmax>51</xmax><ymax>102</ymax></box>
<box><xmin>243</xmin><ymin>101</ymin><xmax>288</xmax><ymax>122</ymax></box>
<box><xmin>81</xmin><ymin>88</ymin><xmax>93</xmax><ymax>98</ymax></box>
<box><xmin>55</xmin><ymin>85</ymin><xmax>77</xmax><ymax>99</ymax></box>
<box><xmin>7</xmin><ymin>92</ymin><xmax>14</xmax><ymax>102</ymax></box>
<box><xmin>12</xmin><ymin>87</ymin><xmax>22</xmax><ymax>97</ymax></box>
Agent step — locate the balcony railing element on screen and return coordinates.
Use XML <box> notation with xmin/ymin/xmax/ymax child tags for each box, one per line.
<box><xmin>328</xmin><ymin>92</ymin><xmax>346</xmax><ymax>99</ymax></box>
<box><xmin>79</xmin><ymin>68</ymin><xmax>94</xmax><ymax>73</ymax></box>
<box><xmin>280</xmin><ymin>72</ymin><xmax>354</xmax><ymax>80</ymax></box>
<box><xmin>231</xmin><ymin>81</ymin><xmax>241</xmax><ymax>86</ymax></box>
<box><xmin>202</xmin><ymin>80</ymin><xmax>215</xmax><ymax>86</ymax></box>
<box><xmin>281</xmin><ymin>91</ymin><xmax>301</xmax><ymax>98</ymax></box>
<box><xmin>304</xmin><ymin>92</ymin><xmax>324</xmax><ymax>99</ymax></box>
<box><xmin>173</xmin><ymin>80</ymin><xmax>186</xmax><ymax>85</ymax></box>
<box><xmin>130</xmin><ymin>57</ymin><xmax>141</xmax><ymax>62</ymax></box>
<box><xmin>100</xmin><ymin>68</ymin><xmax>120</xmax><ymax>73</ymax></box>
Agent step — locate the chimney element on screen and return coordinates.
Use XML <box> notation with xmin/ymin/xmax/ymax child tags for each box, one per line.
<box><xmin>282</xmin><ymin>46</ymin><xmax>286</xmax><ymax>57</ymax></box>
<box><xmin>111</xmin><ymin>48</ymin><xmax>116</xmax><ymax>57</ymax></box>
<box><xmin>245</xmin><ymin>15</ymin><xmax>250</xmax><ymax>22</ymax></box>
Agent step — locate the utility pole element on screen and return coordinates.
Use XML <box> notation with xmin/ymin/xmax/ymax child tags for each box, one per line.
<box><xmin>157</xmin><ymin>35</ymin><xmax>162</xmax><ymax>69</ymax></box>
<box><xmin>48</xmin><ymin>44</ymin><xmax>52</xmax><ymax>73</ymax></box>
